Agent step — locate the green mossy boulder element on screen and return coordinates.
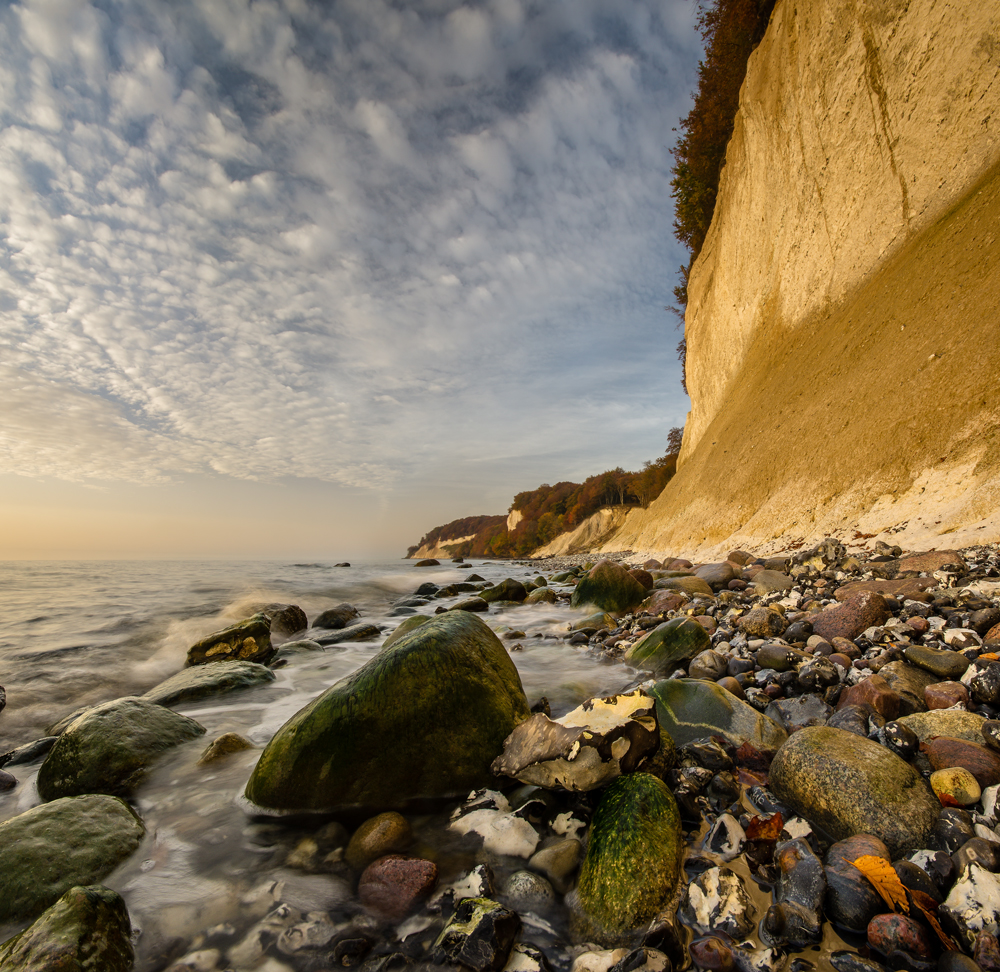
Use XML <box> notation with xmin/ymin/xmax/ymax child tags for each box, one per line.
<box><xmin>244</xmin><ymin>611</ymin><xmax>532</xmax><ymax>813</ymax></box>
<box><xmin>576</xmin><ymin>773</ymin><xmax>682</xmax><ymax>941</ymax></box>
<box><xmin>570</xmin><ymin>561</ymin><xmax>646</xmax><ymax>614</ymax></box>
<box><xmin>653</xmin><ymin>576</ymin><xmax>714</xmax><ymax>597</ymax></box>
<box><xmin>0</xmin><ymin>795</ymin><xmax>145</xmax><ymax>923</ymax></box>
<box><xmin>383</xmin><ymin>615</ymin><xmax>431</xmax><ymax>648</ymax></box>
<box><xmin>624</xmin><ymin>618</ymin><xmax>710</xmax><ymax>675</ymax></box>
<box><xmin>141</xmin><ymin>660</ymin><xmax>275</xmax><ymax>708</ymax></box>
<box><xmin>37</xmin><ymin>697</ymin><xmax>205</xmax><ymax>801</ymax></box>
<box><xmin>526</xmin><ymin>587</ymin><xmax>557</xmax><ymax>604</ymax></box>
<box><xmin>648</xmin><ymin>678</ymin><xmax>787</xmax><ymax>750</ymax></box>
<box><xmin>479</xmin><ymin>578</ymin><xmax>528</xmax><ymax>603</ymax></box>
<box><xmin>0</xmin><ymin>885</ymin><xmax>133</xmax><ymax>972</ymax></box>
<box><xmin>185</xmin><ymin>613</ymin><xmax>275</xmax><ymax>666</ymax></box>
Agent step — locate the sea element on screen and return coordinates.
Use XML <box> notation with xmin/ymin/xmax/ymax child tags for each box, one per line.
<box><xmin>0</xmin><ymin>557</ymin><xmax>636</xmax><ymax>966</ymax></box>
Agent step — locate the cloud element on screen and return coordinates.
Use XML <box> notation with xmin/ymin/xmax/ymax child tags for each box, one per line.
<box><xmin>0</xmin><ymin>0</ymin><xmax>700</xmax><ymax>496</ymax></box>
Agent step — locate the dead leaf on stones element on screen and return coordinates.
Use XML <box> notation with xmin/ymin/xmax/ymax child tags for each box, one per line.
<box><xmin>746</xmin><ymin>812</ymin><xmax>784</xmax><ymax>841</ymax></box>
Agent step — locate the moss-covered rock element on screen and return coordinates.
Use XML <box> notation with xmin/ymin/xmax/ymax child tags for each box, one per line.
<box><xmin>648</xmin><ymin>678</ymin><xmax>787</xmax><ymax>750</ymax></box>
<box><xmin>526</xmin><ymin>587</ymin><xmax>557</xmax><ymax>604</ymax></box>
<box><xmin>0</xmin><ymin>885</ymin><xmax>133</xmax><ymax>972</ymax></box>
<box><xmin>624</xmin><ymin>618</ymin><xmax>710</xmax><ymax>675</ymax></box>
<box><xmin>576</xmin><ymin>773</ymin><xmax>682</xmax><ymax>941</ymax></box>
<box><xmin>383</xmin><ymin>615</ymin><xmax>431</xmax><ymax>648</ymax></box>
<box><xmin>479</xmin><ymin>579</ymin><xmax>528</xmax><ymax>603</ymax></box>
<box><xmin>37</xmin><ymin>697</ymin><xmax>205</xmax><ymax>801</ymax></box>
<box><xmin>185</xmin><ymin>613</ymin><xmax>275</xmax><ymax>666</ymax></box>
<box><xmin>244</xmin><ymin>611</ymin><xmax>532</xmax><ymax>813</ymax></box>
<box><xmin>570</xmin><ymin>561</ymin><xmax>646</xmax><ymax>613</ymax></box>
<box><xmin>141</xmin><ymin>660</ymin><xmax>275</xmax><ymax>708</ymax></box>
<box><xmin>0</xmin><ymin>795</ymin><xmax>145</xmax><ymax>923</ymax></box>
<box><xmin>653</xmin><ymin>576</ymin><xmax>715</xmax><ymax>597</ymax></box>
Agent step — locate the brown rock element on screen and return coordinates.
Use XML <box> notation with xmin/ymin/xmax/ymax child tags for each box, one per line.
<box><xmin>985</xmin><ymin>623</ymin><xmax>1000</xmax><ymax>647</ymax></box>
<box><xmin>718</xmin><ymin>676</ymin><xmax>745</xmax><ymax>700</ymax></box>
<box><xmin>811</xmin><ymin>592</ymin><xmax>890</xmax><ymax>643</ymax></box>
<box><xmin>868</xmin><ymin>912</ymin><xmax>935</xmax><ymax>959</ymax></box>
<box><xmin>738</xmin><ymin>607</ymin><xmax>788</xmax><ymax>639</ymax></box>
<box><xmin>835</xmin><ymin>578</ymin><xmax>938</xmax><ymax>601</ymax></box>
<box><xmin>727</xmin><ymin>550</ymin><xmax>754</xmax><ymax>566</ymax></box>
<box><xmin>895</xmin><ymin>550</ymin><xmax>966</xmax><ymax>575</ymax></box>
<box><xmin>831</xmin><ymin>637</ymin><xmax>861</xmax><ymax>659</ymax></box>
<box><xmin>975</xmin><ymin>932</ymin><xmax>1000</xmax><ymax>972</ymax></box>
<box><xmin>667</xmin><ymin>559</ymin><xmax>693</xmax><ymax>570</ymax></box>
<box><xmin>925</xmin><ymin>736</ymin><xmax>1000</xmax><ymax>787</ymax></box>
<box><xmin>642</xmin><ymin>559</ymin><xmax>663</xmax><ymax>571</ymax></box>
<box><xmin>358</xmin><ymin>854</ymin><xmax>438</xmax><ymax>919</ymax></box>
<box><xmin>837</xmin><ymin>675</ymin><xmax>900</xmax><ymax>720</ymax></box>
<box><xmin>629</xmin><ymin>569</ymin><xmax>655</xmax><ymax>590</ymax></box>
<box><xmin>198</xmin><ymin>732</ymin><xmax>254</xmax><ymax>764</ymax></box>
<box><xmin>879</xmin><ymin>661</ymin><xmax>937</xmax><ymax>715</ymax></box>
<box><xmin>642</xmin><ymin>590</ymin><xmax>689</xmax><ymax>615</ymax></box>
<box><xmin>694</xmin><ymin>615</ymin><xmax>717</xmax><ymax>635</ymax></box>
<box><xmin>925</xmin><ymin>682</ymin><xmax>969</xmax><ymax>710</ymax></box>
<box><xmin>346</xmin><ymin>812</ymin><xmax>412</xmax><ymax>871</ymax></box>
<box><xmin>826</xmin><ymin>834</ymin><xmax>891</xmax><ymax>866</ymax></box>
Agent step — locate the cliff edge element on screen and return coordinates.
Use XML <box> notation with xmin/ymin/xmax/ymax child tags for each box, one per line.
<box><xmin>608</xmin><ymin>0</ymin><xmax>1000</xmax><ymax>559</ymax></box>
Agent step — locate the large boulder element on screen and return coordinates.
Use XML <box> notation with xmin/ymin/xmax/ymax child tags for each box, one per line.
<box><xmin>811</xmin><ymin>592</ymin><xmax>890</xmax><ymax>643</ymax></box>
<box><xmin>36</xmin><ymin>697</ymin><xmax>205</xmax><ymax>800</ymax></box>
<box><xmin>0</xmin><ymin>885</ymin><xmax>133</xmax><ymax>972</ymax></box>
<box><xmin>185</xmin><ymin>613</ymin><xmax>275</xmax><ymax>666</ymax></box>
<box><xmin>649</xmin><ymin>678</ymin><xmax>787</xmax><ymax>751</ymax></box>
<box><xmin>313</xmin><ymin>603</ymin><xmax>361</xmax><ymax>629</ymax></box>
<box><xmin>571</xmin><ymin>561</ymin><xmax>647</xmax><ymax>613</ymax></box>
<box><xmin>575</xmin><ymin>773</ymin><xmax>682</xmax><ymax>941</ymax></box>
<box><xmin>769</xmin><ymin>726</ymin><xmax>939</xmax><ymax>857</ymax></box>
<box><xmin>479</xmin><ymin>579</ymin><xmax>528</xmax><ymax>604</ymax></box>
<box><xmin>251</xmin><ymin>602</ymin><xmax>308</xmax><ymax>636</ymax></box>
<box><xmin>244</xmin><ymin>611</ymin><xmax>531</xmax><ymax>813</ymax></box>
<box><xmin>653</xmin><ymin>576</ymin><xmax>715</xmax><ymax>597</ymax></box>
<box><xmin>624</xmin><ymin>618</ymin><xmax>711</xmax><ymax>675</ymax></box>
<box><xmin>141</xmin><ymin>660</ymin><xmax>275</xmax><ymax>708</ymax></box>
<box><xmin>0</xmin><ymin>795</ymin><xmax>145</xmax><ymax>923</ymax></box>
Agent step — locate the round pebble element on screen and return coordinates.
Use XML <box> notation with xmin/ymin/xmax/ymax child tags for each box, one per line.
<box><xmin>346</xmin><ymin>812</ymin><xmax>412</xmax><ymax>871</ymax></box>
<box><xmin>931</xmin><ymin>767</ymin><xmax>982</xmax><ymax>806</ymax></box>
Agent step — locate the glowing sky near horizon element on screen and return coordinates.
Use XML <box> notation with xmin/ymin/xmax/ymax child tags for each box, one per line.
<box><xmin>1</xmin><ymin>0</ymin><xmax>698</xmax><ymax>559</ymax></box>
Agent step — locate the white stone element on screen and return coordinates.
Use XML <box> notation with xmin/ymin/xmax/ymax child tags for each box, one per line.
<box><xmin>944</xmin><ymin>628</ymin><xmax>982</xmax><ymax>648</ymax></box>
<box><xmin>941</xmin><ymin>863</ymin><xmax>1000</xmax><ymax>948</ymax></box>
<box><xmin>164</xmin><ymin>950</ymin><xmax>221</xmax><ymax>972</ymax></box>
<box><xmin>570</xmin><ymin>948</ymin><xmax>630</xmax><ymax>972</ymax></box>
<box><xmin>680</xmin><ymin>866</ymin><xmax>755</xmax><ymax>938</ymax></box>
<box><xmin>450</xmin><ymin>808</ymin><xmax>539</xmax><ymax>858</ymax></box>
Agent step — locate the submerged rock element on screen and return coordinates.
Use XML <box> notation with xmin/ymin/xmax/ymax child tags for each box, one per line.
<box><xmin>769</xmin><ymin>727</ymin><xmax>939</xmax><ymax>856</ymax></box>
<box><xmin>0</xmin><ymin>795</ymin><xmax>145</xmax><ymax>923</ymax></box>
<box><xmin>0</xmin><ymin>885</ymin><xmax>133</xmax><ymax>972</ymax></box>
<box><xmin>680</xmin><ymin>866</ymin><xmax>755</xmax><ymax>938</ymax></box>
<box><xmin>433</xmin><ymin>897</ymin><xmax>520</xmax><ymax>972</ymax></box>
<box><xmin>313</xmin><ymin>603</ymin><xmax>361</xmax><ymax>629</ymax></box>
<box><xmin>491</xmin><ymin>690</ymin><xmax>659</xmax><ymax>791</ymax></box>
<box><xmin>185</xmin><ymin>613</ymin><xmax>275</xmax><ymax>666</ymax></box>
<box><xmin>624</xmin><ymin>619</ymin><xmax>711</xmax><ymax>675</ymax></box>
<box><xmin>244</xmin><ymin>611</ymin><xmax>531</xmax><ymax>813</ymax></box>
<box><xmin>576</xmin><ymin>773</ymin><xmax>682</xmax><ymax>941</ymax></box>
<box><xmin>37</xmin><ymin>696</ymin><xmax>205</xmax><ymax>800</ymax></box>
<box><xmin>142</xmin><ymin>660</ymin><xmax>275</xmax><ymax>708</ymax></box>
<box><xmin>571</xmin><ymin>561</ymin><xmax>647</xmax><ymax>613</ymax></box>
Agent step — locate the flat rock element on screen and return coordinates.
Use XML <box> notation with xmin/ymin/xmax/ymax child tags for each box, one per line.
<box><xmin>649</xmin><ymin>678</ymin><xmax>787</xmax><ymax>751</ymax></box>
<box><xmin>0</xmin><ymin>885</ymin><xmax>134</xmax><ymax>972</ymax></box>
<box><xmin>624</xmin><ymin>618</ymin><xmax>711</xmax><ymax>676</ymax></box>
<box><xmin>186</xmin><ymin>613</ymin><xmax>275</xmax><ymax>666</ymax></box>
<box><xmin>654</xmin><ymin>576</ymin><xmax>715</xmax><ymax>597</ymax></box>
<box><xmin>492</xmin><ymin>690</ymin><xmax>659</xmax><ymax>791</ymax></box>
<box><xmin>750</xmin><ymin>570</ymin><xmax>794</xmax><ymax>594</ymax></box>
<box><xmin>765</xmin><ymin>695</ymin><xmax>833</xmax><ymax>733</ymax></box>
<box><xmin>896</xmin><ymin>550</ymin><xmax>967</xmax><ymax>575</ymax></box>
<box><xmin>769</xmin><ymin>726</ymin><xmax>939</xmax><ymax>857</ymax></box>
<box><xmin>0</xmin><ymin>795</ymin><xmax>145</xmax><ymax>923</ymax></box>
<box><xmin>811</xmin><ymin>592</ymin><xmax>890</xmax><ymax>643</ymax></box>
<box><xmin>902</xmin><ymin>645</ymin><xmax>970</xmax><ymax>680</ymax></box>
<box><xmin>358</xmin><ymin>855</ymin><xmax>438</xmax><ymax>920</ymax></box>
<box><xmin>37</xmin><ymin>696</ymin><xmax>205</xmax><ymax>800</ymax></box>
<box><xmin>877</xmin><ymin>661</ymin><xmax>938</xmax><ymax>715</ymax></box>
<box><xmin>315</xmin><ymin>621</ymin><xmax>382</xmax><ymax>644</ymax></box>
<box><xmin>313</xmin><ymin>603</ymin><xmax>360</xmax><ymax>629</ymax></box>
<box><xmin>835</xmin><ymin>578</ymin><xmax>938</xmax><ymax>601</ymax></box>
<box><xmin>142</xmin><ymin>660</ymin><xmax>275</xmax><ymax>708</ymax></box>
<box><xmin>925</xmin><ymin>737</ymin><xmax>1000</xmax><ymax>787</ymax></box>
<box><xmin>837</xmin><ymin>675</ymin><xmax>899</xmax><ymax>719</ymax></box>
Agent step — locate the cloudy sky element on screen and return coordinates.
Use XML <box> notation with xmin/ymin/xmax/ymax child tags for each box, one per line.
<box><xmin>1</xmin><ymin>0</ymin><xmax>699</xmax><ymax>559</ymax></box>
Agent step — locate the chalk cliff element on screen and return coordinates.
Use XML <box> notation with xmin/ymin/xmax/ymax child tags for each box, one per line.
<box><xmin>607</xmin><ymin>0</ymin><xmax>1000</xmax><ymax>559</ymax></box>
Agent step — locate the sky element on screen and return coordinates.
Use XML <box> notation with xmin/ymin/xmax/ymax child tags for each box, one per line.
<box><xmin>0</xmin><ymin>0</ymin><xmax>700</xmax><ymax>559</ymax></box>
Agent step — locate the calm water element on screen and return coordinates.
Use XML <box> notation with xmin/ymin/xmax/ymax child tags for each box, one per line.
<box><xmin>0</xmin><ymin>558</ymin><xmax>634</xmax><ymax>966</ymax></box>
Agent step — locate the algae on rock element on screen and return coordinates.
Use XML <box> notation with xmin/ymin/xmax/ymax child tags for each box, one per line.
<box><xmin>245</xmin><ymin>611</ymin><xmax>531</xmax><ymax>813</ymax></box>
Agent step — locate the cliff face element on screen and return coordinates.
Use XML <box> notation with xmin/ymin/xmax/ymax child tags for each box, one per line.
<box><xmin>610</xmin><ymin>0</ymin><xmax>1000</xmax><ymax>558</ymax></box>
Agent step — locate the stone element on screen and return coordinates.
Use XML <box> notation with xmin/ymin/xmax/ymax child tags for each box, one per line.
<box><xmin>576</xmin><ymin>773</ymin><xmax>682</xmax><ymax>941</ymax></box>
<box><xmin>925</xmin><ymin>737</ymin><xmax>1000</xmax><ymax>787</ymax></box>
<box><xmin>480</xmin><ymin>579</ymin><xmax>529</xmax><ymax>604</ymax></box>
<box><xmin>313</xmin><ymin>603</ymin><xmax>361</xmax><ymax>629</ymax></box>
<box><xmin>244</xmin><ymin>612</ymin><xmax>531</xmax><ymax>812</ymax></box>
<box><xmin>769</xmin><ymin>726</ymin><xmax>940</xmax><ymax>857</ymax></box>
<box><xmin>925</xmin><ymin>681</ymin><xmax>970</xmax><ymax>710</ymax></box>
<box><xmin>763</xmin><ymin>838</ymin><xmax>826</xmax><ymax>947</ymax></box>
<box><xmin>628</xmin><ymin>569</ymin><xmax>655</xmax><ymax>590</ymax></box>
<box><xmin>640</xmin><ymin>591</ymin><xmax>688</xmax><ymax>615</ymax></box>
<box><xmin>571</xmin><ymin>612</ymin><xmax>617</xmax><ymax>632</ymax></box>
<box><xmin>37</xmin><ymin>696</ymin><xmax>205</xmax><ymax>800</ymax></box>
<box><xmin>383</xmin><ymin>615</ymin><xmax>430</xmax><ymax>648</ymax></box>
<box><xmin>679</xmin><ymin>866</ymin><xmax>755</xmax><ymax>938</ymax></box>
<box><xmin>346</xmin><ymin>812</ymin><xmax>413</xmax><ymax>871</ymax></box>
<box><xmin>0</xmin><ymin>795</ymin><xmax>144</xmax><ymax>923</ymax></box>
<box><xmin>502</xmin><ymin>870</ymin><xmax>555</xmax><ymax>912</ymax></box>
<box><xmin>198</xmin><ymin>731</ymin><xmax>254</xmax><ymax>764</ymax></box>
<box><xmin>750</xmin><ymin>570</ymin><xmax>794</xmax><ymax>595</ymax></box>
<box><xmin>738</xmin><ymin>607</ymin><xmax>788</xmax><ymax>639</ymax></box>
<box><xmin>986</xmin><ymin>624</ymin><xmax>1000</xmax><ymax>646</ymax></box>
<box><xmin>358</xmin><ymin>855</ymin><xmax>438</xmax><ymax>919</ymax></box>
<box><xmin>571</xmin><ymin>561</ymin><xmax>648</xmax><ymax>613</ymax></box>
<box><xmin>315</xmin><ymin>621</ymin><xmax>382</xmax><ymax>643</ymax></box>
<box><xmin>796</xmin><ymin>657</ymin><xmax>841</xmax><ymax>692</ymax></box>
<box><xmin>696</xmin><ymin>563</ymin><xmax>739</xmax><ymax>590</ymax></box>
<box><xmin>142</xmin><ymin>660</ymin><xmax>275</xmax><ymax>707</ymax></box>
<box><xmin>689</xmin><ymin>649</ymin><xmax>729</xmax><ymax>681</ymax></box>
<box><xmin>415</xmin><ymin>559</ymin><xmax>440</xmax><ymax>566</ymax></box>
<box><xmin>811</xmin><ymin>593</ymin><xmax>890</xmax><ymax>643</ymax></box>
<box><xmin>529</xmin><ymin>839</ymin><xmax>582</xmax><ymax>894</ymax></box>
<box><xmin>765</xmin><ymin>695</ymin><xmax>833</xmax><ymax>733</ymax></box>
<box><xmin>756</xmin><ymin>644</ymin><xmax>807</xmax><ymax>671</ymax></box>
<box><xmin>967</xmin><ymin>662</ymin><xmax>1000</xmax><ymax>706</ymax></box>
<box><xmin>185</xmin><ymin>613</ymin><xmax>275</xmax><ymax>666</ymax></box>
<box><xmin>624</xmin><ymin>618</ymin><xmax>711</xmax><ymax>675</ymax></box>
<box><xmin>654</xmin><ymin>576</ymin><xmax>715</xmax><ymax>597</ymax></box>
<box><xmin>824</xmin><ymin>836</ymin><xmax>888</xmax><ymax>932</ymax></box>
<box><xmin>897</xmin><ymin>709</ymin><xmax>988</xmax><ymax>749</ymax></box>
<box><xmin>527</xmin><ymin>587</ymin><xmax>557</xmax><ymax>604</ymax></box>
<box><xmin>572</xmin><ymin>950</ymin><xmax>631</xmax><ymax>972</ymax></box>
<box><xmin>878</xmin><ymin>661</ymin><xmax>938</xmax><ymax>715</ymax></box>
<box><xmin>433</xmin><ymin>897</ymin><xmax>520</xmax><ymax>972</ymax></box>
<box><xmin>896</xmin><ymin>550</ymin><xmax>967</xmax><ymax>575</ymax></box>
<box><xmin>0</xmin><ymin>885</ymin><xmax>133</xmax><ymax>972</ymax></box>
<box><xmin>0</xmin><ymin>737</ymin><xmax>57</xmax><ymax>768</ymax></box>
<box><xmin>608</xmin><ymin>948</ymin><xmax>670</xmax><ymax>972</ymax></box>
<box><xmin>930</xmin><ymin>767</ymin><xmax>981</xmax><ymax>806</ymax></box>
<box><xmin>449</xmin><ymin>791</ymin><xmax>541</xmax><ymax>859</ymax></box>
<box><xmin>491</xmin><ymin>690</ymin><xmax>659</xmax><ymax>791</ymax></box>
<box><xmin>835</xmin><ymin>578</ymin><xmax>939</xmax><ymax>601</ymax></box>
<box><xmin>903</xmin><ymin>645</ymin><xmax>970</xmax><ymax>680</ymax></box>
<box><xmin>253</xmin><ymin>603</ymin><xmax>308</xmax><ymax>636</ymax></box>
<box><xmin>649</xmin><ymin>678</ymin><xmax>788</xmax><ymax>751</ymax></box>
<box><xmin>827</xmin><ymin>704</ymin><xmax>872</xmax><ymax>737</ymax></box>
<box><xmin>450</xmin><ymin>596</ymin><xmax>490</xmax><ymax>613</ymax></box>
<box><xmin>941</xmin><ymin>864</ymin><xmax>1000</xmax><ymax>949</ymax></box>
<box><xmin>867</xmin><ymin>913</ymin><xmax>935</xmax><ymax>960</ymax></box>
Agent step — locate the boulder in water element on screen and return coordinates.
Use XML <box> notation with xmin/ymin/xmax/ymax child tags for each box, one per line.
<box><xmin>313</xmin><ymin>603</ymin><xmax>361</xmax><ymax>629</ymax></box>
<box><xmin>141</xmin><ymin>660</ymin><xmax>275</xmax><ymax>708</ymax></box>
<box><xmin>624</xmin><ymin>618</ymin><xmax>711</xmax><ymax>675</ymax></box>
<box><xmin>479</xmin><ymin>579</ymin><xmax>528</xmax><ymax>603</ymax></box>
<box><xmin>571</xmin><ymin>561</ymin><xmax>647</xmax><ymax>614</ymax></box>
<box><xmin>244</xmin><ymin>611</ymin><xmax>531</xmax><ymax>813</ymax></box>
<box><xmin>0</xmin><ymin>794</ymin><xmax>144</xmax><ymax>923</ymax></box>
<box><xmin>185</xmin><ymin>613</ymin><xmax>275</xmax><ymax>666</ymax></box>
<box><xmin>37</xmin><ymin>697</ymin><xmax>205</xmax><ymax>800</ymax></box>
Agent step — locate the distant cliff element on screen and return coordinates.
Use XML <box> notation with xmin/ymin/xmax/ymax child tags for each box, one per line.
<box><xmin>608</xmin><ymin>0</ymin><xmax>1000</xmax><ymax>558</ymax></box>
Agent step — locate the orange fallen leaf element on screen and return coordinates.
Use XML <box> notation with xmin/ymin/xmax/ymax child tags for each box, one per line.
<box><xmin>909</xmin><ymin>888</ymin><xmax>959</xmax><ymax>952</ymax></box>
<box><xmin>848</xmin><ymin>855</ymin><xmax>909</xmax><ymax>913</ymax></box>
<box><xmin>746</xmin><ymin>812</ymin><xmax>784</xmax><ymax>841</ymax></box>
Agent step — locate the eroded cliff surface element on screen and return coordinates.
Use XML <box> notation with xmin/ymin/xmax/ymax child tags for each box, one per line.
<box><xmin>611</xmin><ymin>0</ymin><xmax>1000</xmax><ymax>559</ymax></box>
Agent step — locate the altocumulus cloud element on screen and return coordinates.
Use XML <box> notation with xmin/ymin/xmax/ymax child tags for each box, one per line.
<box><xmin>0</xmin><ymin>0</ymin><xmax>699</xmax><ymax>491</ymax></box>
